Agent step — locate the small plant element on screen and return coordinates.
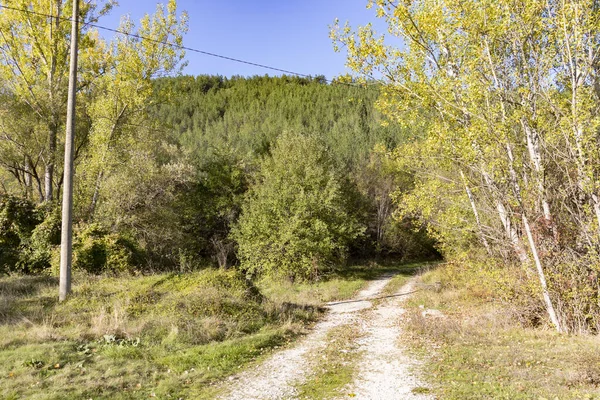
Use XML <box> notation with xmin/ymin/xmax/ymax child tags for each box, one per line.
<box><xmin>76</xmin><ymin>343</ymin><xmax>95</xmax><ymax>356</ymax></box>
<box><xmin>23</xmin><ymin>359</ymin><xmax>44</xmax><ymax>369</ymax></box>
<box><xmin>100</xmin><ymin>334</ymin><xmax>141</xmax><ymax>347</ymax></box>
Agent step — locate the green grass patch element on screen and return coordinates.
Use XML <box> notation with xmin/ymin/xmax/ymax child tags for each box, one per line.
<box><xmin>1</xmin><ymin>327</ymin><xmax>297</xmax><ymax>399</ymax></box>
<box><xmin>295</xmin><ymin>324</ymin><xmax>363</xmax><ymax>399</ymax></box>
<box><xmin>1</xmin><ymin>260</ymin><xmax>418</xmax><ymax>398</ymax></box>
<box><xmin>0</xmin><ymin>269</ymin><xmax>316</xmax><ymax>399</ymax></box>
<box><xmin>405</xmin><ymin>264</ymin><xmax>600</xmax><ymax>400</ymax></box>
<box><xmin>259</xmin><ymin>260</ymin><xmax>426</xmax><ymax>306</ymax></box>
<box><xmin>378</xmin><ymin>261</ymin><xmax>430</xmax><ymax>298</ymax></box>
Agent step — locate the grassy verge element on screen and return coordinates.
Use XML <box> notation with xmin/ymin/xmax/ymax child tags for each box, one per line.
<box><xmin>404</xmin><ymin>264</ymin><xmax>600</xmax><ymax>400</ymax></box>
<box><xmin>1</xmin><ymin>260</ymin><xmax>411</xmax><ymax>399</ymax></box>
<box><xmin>1</xmin><ymin>270</ymin><xmax>311</xmax><ymax>399</ymax></box>
<box><xmin>259</xmin><ymin>261</ymin><xmax>429</xmax><ymax>307</ymax></box>
<box><xmin>295</xmin><ymin>324</ymin><xmax>364</xmax><ymax>399</ymax></box>
<box><xmin>378</xmin><ymin>261</ymin><xmax>432</xmax><ymax>298</ymax></box>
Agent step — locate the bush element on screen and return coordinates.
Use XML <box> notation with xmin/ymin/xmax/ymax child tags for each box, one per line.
<box><xmin>19</xmin><ymin>205</ymin><xmax>62</xmax><ymax>273</ymax></box>
<box><xmin>547</xmin><ymin>255</ymin><xmax>600</xmax><ymax>333</ymax></box>
<box><xmin>232</xmin><ymin>132</ymin><xmax>364</xmax><ymax>281</ymax></box>
<box><xmin>69</xmin><ymin>224</ymin><xmax>145</xmax><ymax>274</ymax></box>
<box><xmin>0</xmin><ymin>195</ymin><xmax>51</xmax><ymax>274</ymax></box>
<box><xmin>0</xmin><ymin>194</ymin><xmax>144</xmax><ymax>275</ymax></box>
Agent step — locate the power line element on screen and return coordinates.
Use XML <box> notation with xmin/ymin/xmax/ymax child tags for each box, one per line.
<box><xmin>0</xmin><ymin>3</ymin><xmax>377</xmax><ymax>87</ymax></box>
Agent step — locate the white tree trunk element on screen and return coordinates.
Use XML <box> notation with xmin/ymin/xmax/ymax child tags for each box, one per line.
<box><xmin>482</xmin><ymin>170</ymin><xmax>529</xmax><ymax>263</ymax></box>
<box><xmin>523</xmin><ymin>124</ymin><xmax>551</xmax><ymax>218</ymax></box>
<box><xmin>522</xmin><ymin>214</ymin><xmax>562</xmax><ymax>332</ymax></box>
<box><xmin>460</xmin><ymin>170</ymin><xmax>491</xmax><ymax>254</ymax></box>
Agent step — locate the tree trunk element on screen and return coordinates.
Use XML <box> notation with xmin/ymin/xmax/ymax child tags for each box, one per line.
<box><xmin>482</xmin><ymin>170</ymin><xmax>529</xmax><ymax>263</ymax></box>
<box><xmin>460</xmin><ymin>170</ymin><xmax>491</xmax><ymax>254</ymax></box>
<box><xmin>592</xmin><ymin>193</ymin><xmax>600</xmax><ymax>234</ymax></box>
<box><xmin>31</xmin><ymin>164</ymin><xmax>44</xmax><ymax>203</ymax></box>
<box><xmin>523</xmin><ymin>121</ymin><xmax>557</xmax><ymax>240</ymax></box>
<box><xmin>504</xmin><ymin>138</ymin><xmax>562</xmax><ymax>331</ymax></box>
<box><xmin>44</xmin><ymin>121</ymin><xmax>58</xmax><ymax>201</ymax></box>
<box><xmin>45</xmin><ymin>0</ymin><xmax>60</xmax><ymax>202</ymax></box>
<box><xmin>24</xmin><ymin>157</ymin><xmax>32</xmax><ymax>199</ymax></box>
<box><xmin>522</xmin><ymin>213</ymin><xmax>563</xmax><ymax>332</ymax></box>
<box><xmin>89</xmin><ymin>169</ymin><xmax>104</xmax><ymax>219</ymax></box>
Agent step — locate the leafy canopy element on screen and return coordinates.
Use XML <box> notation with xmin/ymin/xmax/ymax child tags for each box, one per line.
<box><xmin>233</xmin><ymin>132</ymin><xmax>364</xmax><ymax>281</ymax></box>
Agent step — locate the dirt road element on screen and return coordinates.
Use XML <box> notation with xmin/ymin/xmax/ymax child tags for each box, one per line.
<box><xmin>219</xmin><ymin>274</ymin><xmax>431</xmax><ymax>400</ymax></box>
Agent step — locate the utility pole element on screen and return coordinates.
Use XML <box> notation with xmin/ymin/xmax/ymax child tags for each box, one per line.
<box><xmin>59</xmin><ymin>0</ymin><xmax>80</xmax><ymax>302</ymax></box>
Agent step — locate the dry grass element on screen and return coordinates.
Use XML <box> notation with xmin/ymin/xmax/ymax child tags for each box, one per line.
<box><xmin>0</xmin><ymin>260</ymin><xmax>414</xmax><ymax>399</ymax></box>
<box><xmin>0</xmin><ymin>269</ymin><xmax>319</xmax><ymax>399</ymax></box>
<box><xmin>404</xmin><ymin>264</ymin><xmax>600</xmax><ymax>399</ymax></box>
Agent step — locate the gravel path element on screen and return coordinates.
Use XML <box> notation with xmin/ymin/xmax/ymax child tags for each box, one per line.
<box><xmin>218</xmin><ymin>274</ymin><xmax>429</xmax><ymax>400</ymax></box>
<box><xmin>342</xmin><ymin>278</ymin><xmax>432</xmax><ymax>400</ymax></box>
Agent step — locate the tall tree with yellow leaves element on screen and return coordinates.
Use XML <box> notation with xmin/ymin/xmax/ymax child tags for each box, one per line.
<box><xmin>332</xmin><ymin>0</ymin><xmax>600</xmax><ymax>332</ymax></box>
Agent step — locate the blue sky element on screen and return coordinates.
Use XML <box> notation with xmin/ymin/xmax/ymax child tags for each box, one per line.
<box><xmin>100</xmin><ymin>0</ymin><xmax>383</xmax><ymax>80</ymax></box>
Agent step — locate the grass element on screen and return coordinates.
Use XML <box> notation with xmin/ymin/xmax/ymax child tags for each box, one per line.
<box><xmin>295</xmin><ymin>324</ymin><xmax>364</xmax><ymax>400</ymax></box>
<box><xmin>378</xmin><ymin>261</ymin><xmax>432</xmax><ymax>298</ymax></box>
<box><xmin>2</xmin><ymin>328</ymin><xmax>291</xmax><ymax>399</ymax></box>
<box><xmin>0</xmin><ymin>269</ymin><xmax>308</xmax><ymax>399</ymax></box>
<box><xmin>258</xmin><ymin>261</ymin><xmax>413</xmax><ymax>306</ymax></box>
<box><xmin>0</xmin><ymin>260</ymin><xmax>411</xmax><ymax>399</ymax></box>
<box><xmin>259</xmin><ymin>261</ymin><xmax>429</xmax><ymax>307</ymax></box>
<box><xmin>404</xmin><ymin>264</ymin><xmax>600</xmax><ymax>400</ymax></box>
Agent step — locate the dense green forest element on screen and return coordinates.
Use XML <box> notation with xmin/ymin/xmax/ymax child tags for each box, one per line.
<box><xmin>1</xmin><ymin>70</ymin><xmax>438</xmax><ymax>277</ymax></box>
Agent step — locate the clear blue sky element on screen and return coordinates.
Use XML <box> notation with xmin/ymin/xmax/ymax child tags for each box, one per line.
<box><xmin>101</xmin><ymin>0</ymin><xmax>383</xmax><ymax>80</ymax></box>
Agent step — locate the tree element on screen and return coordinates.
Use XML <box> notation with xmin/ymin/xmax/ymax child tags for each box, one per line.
<box><xmin>81</xmin><ymin>0</ymin><xmax>187</xmax><ymax>219</ymax></box>
<box><xmin>0</xmin><ymin>0</ymin><xmax>187</xmax><ymax>209</ymax></box>
<box><xmin>232</xmin><ymin>132</ymin><xmax>364</xmax><ymax>281</ymax></box>
<box><xmin>332</xmin><ymin>0</ymin><xmax>600</xmax><ymax>332</ymax></box>
<box><xmin>0</xmin><ymin>0</ymin><xmax>113</xmax><ymax>202</ymax></box>
<box><xmin>177</xmin><ymin>153</ymin><xmax>248</xmax><ymax>269</ymax></box>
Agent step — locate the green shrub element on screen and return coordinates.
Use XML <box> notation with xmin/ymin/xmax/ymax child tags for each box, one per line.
<box><xmin>18</xmin><ymin>205</ymin><xmax>61</xmax><ymax>273</ymax></box>
<box><xmin>65</xmin><ymin>224</ymin><xmax>145</xmax><ymax>274</ymax></box>
<box><xmin>0</xmin><ymin>198</ymin><xmax>145</xmax><ymax>275</ymax></box>
<box><xmin>0</xmin><ymin>195</ymin><xmax>47</xmax><ymax>274</ymax></box>
<box><xmin>232</xmin><ymin>132</ymin><xmax>364</xmax><ymax>282</ymax></box>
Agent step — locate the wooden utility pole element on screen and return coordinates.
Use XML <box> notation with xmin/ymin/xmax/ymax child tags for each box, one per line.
<box><xmin>59</xmin><ymin>0</ymin><xmax>80</xmax><ymax>302</ymax></box>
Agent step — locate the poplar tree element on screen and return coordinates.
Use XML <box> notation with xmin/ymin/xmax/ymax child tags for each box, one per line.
<box><xmin>332</xmin><ymin>0</ymin><xmax>600</xmax><ymax>332</ymax></box>
<box><xmin>0</xmin><ymin>0</ymin><xmax>187</xmax><ymax>209</ymax></box>
<box><xmin>0</xmin><ymin>0</ymin><xmax>113</xmax><ymax>201</ymax></box>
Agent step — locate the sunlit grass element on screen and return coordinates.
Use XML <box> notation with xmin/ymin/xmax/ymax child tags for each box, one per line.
<box><xmin>405</xmin><ymin>265</ymin><xmax>600</xmax><ymax>400</ymax></box>
<box><xmin>295</xmin><ymin>324</ymin><xmax>364</xmax><ymax>399</ymax></box>
<box><xmin>0</xmin><ymin>269</ymin><xmax>314</xmax><ymax>399</ymax></box>
<box><xmin>0</xmin><ymin>260</ymin><xmax>416</xmax><ymax>399</ymax></box>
